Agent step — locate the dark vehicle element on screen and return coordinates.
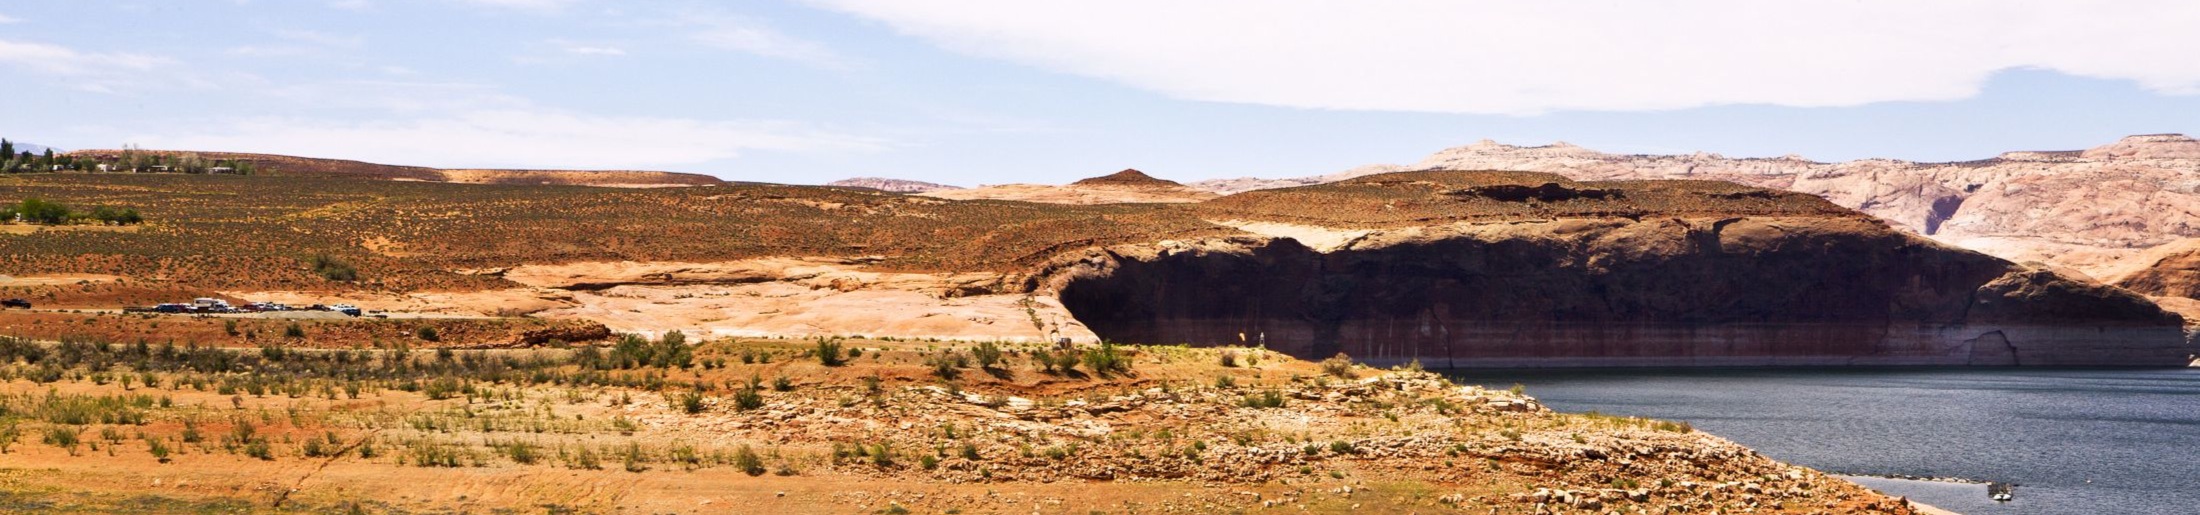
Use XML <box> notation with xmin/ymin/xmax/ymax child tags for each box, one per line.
<box><xmin>1</xmin><ymin>299</ymin><xmax>30</xmax><ymax>309</ymax></box>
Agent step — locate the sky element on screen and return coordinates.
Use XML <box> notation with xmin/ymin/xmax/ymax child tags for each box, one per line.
<box><xmin>4</xmin><ymin>1</ymin><xmax>2200</xmax><ymax>186</ymax></box>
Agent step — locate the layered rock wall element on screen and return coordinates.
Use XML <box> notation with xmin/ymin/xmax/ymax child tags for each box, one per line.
<box><xmin>1049</xmin><ymin>217</ymin><xmax>2192</xmax><ymax>366</ymax></box>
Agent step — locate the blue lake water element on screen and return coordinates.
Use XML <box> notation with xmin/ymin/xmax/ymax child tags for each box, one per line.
<box><xmin>1442</xmin><ymin>367</ymin><xmax>2200</xmax><ymax>515</ymax></box>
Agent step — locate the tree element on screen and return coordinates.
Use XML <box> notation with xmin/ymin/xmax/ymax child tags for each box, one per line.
<box><xmin>15</xmin><ymin>198</ymin><xmax>70</xmax><ymax>225</ymax></box>
<box><xmin>1</xmin><ymin>139</ymin><xmax>13</xmax><ymax>159</ymax></box>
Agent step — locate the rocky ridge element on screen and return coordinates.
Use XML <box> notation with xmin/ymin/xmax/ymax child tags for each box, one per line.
<box><xmin>923</xmin><ymin>169</ymin><xmax>1219</xmax><ymax>204</ymax></box>
<box><xmin>827</xmin><ymin>177</ymin><xmax>964</xmax><ymax>193</ymax></box>
<box><xmin>1188</xmin><ymin>135</ymin><xmax>2200</xmax><ymax>280</ymax></box>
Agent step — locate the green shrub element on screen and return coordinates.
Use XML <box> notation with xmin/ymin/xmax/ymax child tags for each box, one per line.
<box><xmin>732</xmin><ymin>383</ymin><xmax>764</xmax><ymax>411</ymax></box>
<box><xmin>972</xmin><ymin>341</ymin><xmax>1003</xmax><ymax>369</ymax></box>
<box><xmin>43</xmin><ymin>427</ymin><xmax>81</xmax><ymax>455</ymax></box>
<box><xmin>1320</xmin><ymin>353</ymin><xmax>1356</xmax><ymax>378</ymax></box>
<box><xmin>622</xmin><ymin>443</ymin><xmax>648</xmax><ymax>472</ymax></box>
<box><xmin>734</xmin><ymin>445</ymin><xmax>765</xmax><ymax>476</ymax></box>
<box><xmin>675</xmin><ymin>390</ymin><xmax>707</xmax><ymax>414</ymax></box>
<box><xmin>1081</xmin><ymin>343</ymin><xmax>1131</xmax><ymax>376</ymax></box>
<box><xmin>928</xmin><ymin>351</ymin><xmax>967</xmax><ymax>379</ymax></box>
<box><xmin>1240</xmin><ymin>390</ymin><xmax>1286</xmax><ymax>409</ymax></box>
<box><xmin>307</xmin><ymin>254</ymin><xmax>358</xmax><ymax>281</ymax></box>
<box><xmin>1328</xmin><ymin>440</ymin><xmax>1357</xmax><ymax>455</ymax></box>
<box><xmin>815</xmin><ymin>338</ymin><xmax>846</xmax><ymax>367</ymax></box>
<box><xmin>146</xmin><ymin>437</ymin><xmax>172</xmax><ymax>462</ymax></box>
<box><xmin>244</xmin><ymin>438</ymin><xmax>274</xmax><ymax>460</ymax></box>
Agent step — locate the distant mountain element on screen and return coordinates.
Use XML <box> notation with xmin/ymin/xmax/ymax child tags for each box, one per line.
<box><xmin>2</xmin><ymin>141</ymin><xmax>55</xmax><ymax>155</ymax></box>
<box><xmin>61</xmin><ymin>149</ymin><xmax>722</xmax><ymax>188</ymax></box>
<box><xmin>826</xmin><ymin>177</ymin><xmax>962</xmax><ymax>193</ymax></box>
<box><xmin>924</xmin><ymin>168</ymin><xmax>1217</xmax><ymax>205</ymax></box>
<box><xmin>1069</xmin><ymin>168</ymin><xmax>1183</xmax><ymax>187</ymax></box>
<box><xmin>1188</xmin><ymin>134</ymin><xmax>2200</xmax><ymax>281</ymax></box>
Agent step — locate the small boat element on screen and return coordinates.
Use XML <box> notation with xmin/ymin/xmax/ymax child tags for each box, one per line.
<box><xmin>1988</xmin><ymin>482</ymin><xmax>2015</xmax><ymax>502</ymax></box>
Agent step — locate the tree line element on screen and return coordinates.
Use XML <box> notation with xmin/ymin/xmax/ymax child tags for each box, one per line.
<box><xmin>1</xmin><ymin>139</ymin><xmax>256</xmax><ymax>175</ymax></box>
<box><xmin>2</xmin><ymin>197</ymin><xmax>144</xmax><ymax>226</ymax></box>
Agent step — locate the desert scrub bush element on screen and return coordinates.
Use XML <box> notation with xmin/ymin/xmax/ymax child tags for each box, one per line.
<box><xmin>1654</xmin><ymin>420</ymin><xmax>1693</xmax><ymax>433</ymax></box>
<box><xmin>146</xmin><ymin>436</ymin><xmax>172</xmax><ymax>463</ymax></box>
<box><xmin>814</xmin><ymin>337</ymin><xmax>847</xmax><ymax>366</ymax></box>
<box><xmin>243</xmin><ymin>438</ymin><xmax>274</xmax><ymax>461</ymax></box>
<box><xmin>1239</xmin><ymin>390</ymin><xmax>1286</xmax><ymax>409</ymax></box>
<box><xmin>1328</xmin><ymin>440</ymin><xmax>1358</xmax><ymax>455</ymax></box>
<box><xmin>42</xmin><ymin>426</ymin><xmax>81</xmax><ymax>455</ymax></box>
<box><xmin>771</xmin><ymin>376</ymin><xmax>793</xmax><ymax>392</ymax></box>
<box><xmin>1320</xmin><ymin>353</ymin><xmax>1356</xmax><ymax>378</ymax></box>
<box><xmin>622</xmin><ymin>442</ymin><xmax>649</xmax><ymax>472</ymax></box>
<box><xmin>415</xmin><ymin>326</ymin><xmax>440</xmax><ymax>342</ymax></box>
<box><xmin>927</xmin><ymin>351</ymin><xmax>967</xmax><ymax>379</ymax></box>
<box><xmin>499</xmin><ymin>440</ymin><xmax>542</xmax><ymax>465</ymax></box>
<box><xmin>301</xmin><ymin>433</ymin><xmax>336</xmax><ymax>458</ymax></box>
<box><xmin>971</xmin><ymin>341</ymin><xmax>1004</xmax><ymax>369</ymax></box>
<box><xmin>1081</xmin><ymin>343</ymin><xmax>1131</xmax><ymax>377</ymax></box>
<box><xmin>423</xmin><ymin>377</ymin><xmax>465</xmax><ymax>400</ymax></box>
<box><xmin>1219</xmin><ymin>350</ymin><xmax>1239</xmax><ymax>368</ymax></box>
<box><xmin>406</xmin><ymin>439</ymin><xmax>464</xmax><ymax>468</ymax></box>
<box><xmin>565</xmin><ymin>445</ymin><xmax>602</xmax><ymax>470</ymax></box>
<box><xmin>1034</xmin><ymin>349</ymin><xmax>1080</xmax><ymax>375</ymax></box>
<box><xmin>307</xmin><ymin>254</ymin><xmax>359</xmax><ymax>281</ymax></box>
<box><xmin>732</xmin><ymin>376</ymin><xmax>765</xmax><ymax>411</ymax></box>
<box><xmin>674</xmin><ymin>389</ymin><xmax>708</xmax><ymax>414</ymax></box>
<box><xmin>735</xmin><ymin>444</ymin><xmax>766</xmax><ymax>476</ymax></box>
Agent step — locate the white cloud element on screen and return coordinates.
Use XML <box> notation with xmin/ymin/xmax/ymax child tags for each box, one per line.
<box><xmin>126</xmin><ymin>110</ymin><xmax>890</xmax><ymax>170</ymax></box>
<box><xmin>686</xmin><ymin>15</ymin><xmax>853</xmax><ymax>69</ymax></box>
<box><xmin>0</xmin><ymin>39</ymin><xmax>174</xmax><ymax>93</ymax></box>
<box><xmin>0</xmin><ymin>13</ymin><xmax>20</xmax><ymax>24</ymax></box>
<box><xmin>326</xmin><ymin>0</ymin><xmax>371</xmax><ymax>10</ymax></box>
<box><xmin>275</xmin><ymin>29</ymin><xmax>364</xmax><ymax>49</ymax></box>
<box><xmin>811</xmin><ymin>0</ymin><xmax>2200</xmax><ymax>114</ymax></box>
<box><xmin>454</xmin><ymin>0</ymin><xmax>579</xmax><ymax>12</ymax></box>
<box><xmin>554</xmin><ymin>41</ymin><xmax>627</xmax><ymax>56</ymax></box>
<box><xmin>258</xmin><ymin>80</ymin><xmax>530</xmax><ymax>112</ymax></box>
<box><xmin>0</xmin><ymin>39</ymin><xmax>170</xmax><ymax>76</ymax></box>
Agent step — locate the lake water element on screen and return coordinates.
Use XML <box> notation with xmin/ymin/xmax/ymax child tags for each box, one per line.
<box><xmin>1442</xmin><ymin>367</ymin><xmax>2200</xmax><ymax>515</ymax></box>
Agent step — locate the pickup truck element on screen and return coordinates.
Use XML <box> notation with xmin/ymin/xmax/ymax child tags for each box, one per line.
<box><xmin>0</xmin><ymin>299</ymin><xmax>30</xmax><ymax>309</ymax></box>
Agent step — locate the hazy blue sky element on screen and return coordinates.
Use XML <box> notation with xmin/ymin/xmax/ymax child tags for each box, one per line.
<box><xmin>4</xmin><ymin>1</ymin><xmax>2199</xmax><ymax>185</ymax></box>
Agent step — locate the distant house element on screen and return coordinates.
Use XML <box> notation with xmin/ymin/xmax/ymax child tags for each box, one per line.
<box><xmin>143</xmin><ymin>165</ymin><xmax>172</xmax><ymax>172</ymax></box>
<box><xmin>207</xmin><ymin>166</ymin><xmax>234</xmax><ymax>174</ymax></box>
<box><xmin>95</xmin><ymin>164</ymin><xmax>113</xmax><ymax>172</ymax></box>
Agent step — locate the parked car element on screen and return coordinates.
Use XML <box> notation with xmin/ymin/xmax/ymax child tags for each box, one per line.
<box><xmin>1</xmin><ymin>299</ymin><xmax>31</xmax><ymax>309</ymax></box>
<box><xmin>329</xmin><ymin>304</ymin><xmax>363</xmax><ymax>317</ymax></box>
